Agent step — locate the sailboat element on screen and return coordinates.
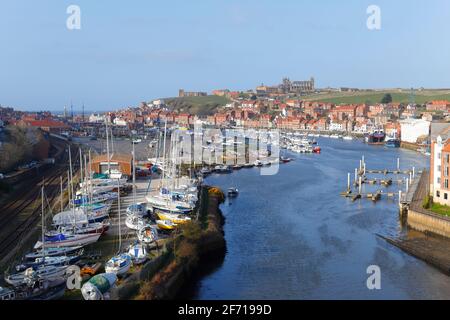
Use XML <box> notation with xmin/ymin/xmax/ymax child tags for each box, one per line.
<box><xmin>127</xmin><ymin>242</ymin><xmax>147</xmax><ymax>265</ymax></box>
<box><xmin>137</xmin><ymin>224</ymin><xmax>158</xmax><ymax>244</ymax></box>
<box><xmin>104</xmin><ymin>179</ymin><xmax>132</xmax><ymax>277</ymax></box>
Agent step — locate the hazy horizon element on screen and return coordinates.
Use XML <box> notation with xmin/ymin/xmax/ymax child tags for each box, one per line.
<box><xmin>2</xmin><ymin>0</ymin><xmax>450</xmax><ymax>111</ymax></box>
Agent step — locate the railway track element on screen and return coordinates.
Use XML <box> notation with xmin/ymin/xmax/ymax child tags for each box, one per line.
<box><xmin>0</xmin><ymin>139</ymin><xmax>82</xmax><ymax>261</ymax></box>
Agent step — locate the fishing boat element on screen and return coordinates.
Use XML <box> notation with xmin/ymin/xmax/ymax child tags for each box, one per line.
<box><xmin>81</xmin><ymin>273</ymin><xmax>117</xmax><ymax>300</ymax></box>
<box><xmin>24</xmin><ymin>246</ymin><xmax>83</xmax><ymax>261</ymax></box>
<box><xmin>367</xmin><ymin>129</ymin><xmax>386</xmax><ymax>145</ymax></box>
<box><xmin>313</xmin><ymin>146</ymin><xmax>321</xmax><ymax>154</ymax></box>
<box><xmin>127</xmin><ymin>242</ymin><xmax>148</xmax><ymax>265</ymax></box>
<box><xmin>11</xmin><ymin>277</ymin><xmax>66</xmax><ymax>300</ymax></box>
<box><xmin>227</xmin><ymin>187</ymin><xmax>239</xmax><ymax>197</ymax></box>
<box><xmin>137</xmin><ymin>224</ymin><xmax>158</xmax><ymax>244</ymax></box>
<box><xmin>385</xmin><ymin>138</ymin><xmax>400</xmax><ymax>148</ymax></box>
<box><xmin>280</xmin><ymin>156</ymin><xmax>292</xmax><ymax>163</ymax></box>
<box><xmin>5</xmin><ymin>266</ymin><xmax>68</xmax><ymax>287</ymax></box>
<box><xmin>156</xmin><ymin>219</ymin><xmax>176</xmax><ymax>231</ymax></box>
<box><xmin>104</xmin><ymin>253</ymin><xmax>132</xmax><ymax>276</ymax></box>
<box><xmin>343</xmin><ymin>135</ymin><xmax>353</xmax><ymax>140</ymax></box>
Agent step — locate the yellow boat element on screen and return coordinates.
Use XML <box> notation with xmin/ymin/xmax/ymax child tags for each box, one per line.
<box><xmin>156</xmin><ymin>219</ymin><xmax>176</xmax><ymax>230</ymax></box>
<box><xmin>156</xmin><ymin>212</ymin><xmax>191</xmax><ymax>224</ymax></box>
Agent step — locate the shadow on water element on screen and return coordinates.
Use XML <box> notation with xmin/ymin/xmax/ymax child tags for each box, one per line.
<box><xmin>176</xmin><ymin>245</ymin><xmax>227</xmax><ymax>299</ymax></box>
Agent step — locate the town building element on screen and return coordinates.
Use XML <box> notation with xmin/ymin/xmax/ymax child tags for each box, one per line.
<box><xmin>90</xmin><ymin>154</ymin><xmax>132</xmax><ymax>177</ymax></box>
<box><xmin>399</xmin><ymin>119</ymin><xmax>430</xmax><ymax>144</ymax></box>
<box><xmin>179</xmin><ymin>89</ymin><xmax>207</xmax><ymax>97</ymax></box>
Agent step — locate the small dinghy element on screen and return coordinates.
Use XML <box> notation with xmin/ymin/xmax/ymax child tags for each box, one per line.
<box><xmin>156</xmin><ymin>219</ymin><xmax>176</xmax><ymax>231</ymax></box>
<box><xmin>227</xmin><ymin>187</ymin><xmax>239</xmax><ymax>197</ymax></box>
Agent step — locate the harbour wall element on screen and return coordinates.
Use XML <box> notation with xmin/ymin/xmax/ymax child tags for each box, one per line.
<box><xmin>408</xmin><ymin>208</ymin><xmax>450</xmax><ymax>238</ymax></box>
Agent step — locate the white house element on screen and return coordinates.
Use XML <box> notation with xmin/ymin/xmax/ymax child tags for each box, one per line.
<box><xmin>399</xmin><ymin>119</ymin><xmax>430</xmax><ymax>143</ymax></box>
<box><xmin>88</xmin><ymin>113</ymin><xmax>105</xmax><ymax>123</ymax></box>
<box><xmin>113</xmin><ymin>117</ymin><xmax>127</xmax><ymax>126</ymax></box>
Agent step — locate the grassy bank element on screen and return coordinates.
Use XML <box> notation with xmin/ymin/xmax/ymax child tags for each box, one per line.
<box><xmin>164</xmin><ymin>96</ymin><xmax>231</xmax><ymax>116</ymax></box>
<box><xmin>303</xmin><ymin>89</ymin><xmax>450</xmax><ymax>105</ymax></box>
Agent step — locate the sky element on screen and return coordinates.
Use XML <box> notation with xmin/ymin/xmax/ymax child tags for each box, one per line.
<box><xmin>1</xmin><ymin>0</ymin><xmax>450</xmax><ymax>111</ymax></box>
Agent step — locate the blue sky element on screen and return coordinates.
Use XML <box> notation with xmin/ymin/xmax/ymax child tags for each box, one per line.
<box><xmin>1</xmin><ymin>0</ymin><xmax>450</xmax><ymax>111</ymax></box>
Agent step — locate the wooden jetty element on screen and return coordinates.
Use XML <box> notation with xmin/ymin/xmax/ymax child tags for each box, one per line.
<box><xmin>342</xmin><ymin>155</ymin><xmax>419</xmax><ymax>204</ymax></box>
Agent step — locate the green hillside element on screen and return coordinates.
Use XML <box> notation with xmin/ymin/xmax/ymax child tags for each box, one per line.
<box><xmin>302</xmin><ymin>89</ymin><xmax>450</xmax><ymax>105</ymax></box>
<box><xmin>164</xmin><ymin>95</ymin><xmax>231</xmax><ymax>116</ymax></box>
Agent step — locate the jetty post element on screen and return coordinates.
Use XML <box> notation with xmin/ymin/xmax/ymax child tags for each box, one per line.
<box><xmin>354</xmin><ymin>168</ymin><xmax>357</xmax><ymax>181</ymax></box>
<box><xmin>358</xmin><ymin>176</ymin><xmax>362</xmax><ymax>194</ymax></box>
<box><xmin>359</xmin><ymin>160</ymin><xmax>362</xmax><ymax>171</ymax></box>
<box><xmin>406</xmin><ymin>178</ymin><xmax>409</xmax><ymax>193</ymax></box>
<box><xmin>398</xmin><ymin>190</ymin><xmax>402</xmax><ymax>204</ymax></box>
<box><xmin>347</xmin><ymin>173</ymin><xmax>351</xmax><ymax>191</ymax></box>
<box><xmin>397</xmin><ymin>158</ymin><xmax>400</xmax><ymax>170</ymax></box>
<box><xmin>412</xmin><ymin>167</ymin><xmax>415</xmax><ymax>179</ymax></box>
<box><xmin>409</xmin><ymin>172</ymin><xmax>412</xmax><ymax>185</ymax></box>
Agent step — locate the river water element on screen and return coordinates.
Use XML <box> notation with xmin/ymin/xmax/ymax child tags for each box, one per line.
<box><xmin>187</xmin><ymin>137</ymin><xmax>450</xmax><ymax>299</ymax></box>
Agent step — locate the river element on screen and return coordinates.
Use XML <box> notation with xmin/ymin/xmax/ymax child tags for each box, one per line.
<box><xmin>185</xmin><ymin>137</ymin><xmax>450</xmax><ymax>299</ymax></box>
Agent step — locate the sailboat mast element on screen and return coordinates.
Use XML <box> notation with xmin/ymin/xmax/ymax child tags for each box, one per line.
<box><xmin>68</xmin><ymin>147</ymin><xmax>74</xmax><ymax>211</ymax></box>
<box><xmin>105</xmin><ymin>118</ymin><xmax>111</xmax><ymax>174</ymax></box>
<box><xmin>117</xmin><ymin>179</ymin><xmax>121</xmax><ymax>253</ymax></box>
<box><xmin>160</xmin><ymin>120</ymin><xmax>167</xmax><ymax>188</ymax></box>
<box><xmin>41</xmin><ymin>186</ymin><xmax>45</xmax><ymax>254</ymax></box>
<box><xmin>60</xmin><ymin>176</ymin><xmax>63</xmax><ymax>212</ymax></box>
<box><xmin>132</xmin><ymin>140</ymin><xmax>136</xmax><ymax>202</ymax></box>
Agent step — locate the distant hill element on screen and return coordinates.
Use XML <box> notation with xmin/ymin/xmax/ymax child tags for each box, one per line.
<box><xmin>164</xmin><ymin>95</ymin><xmax>231</xmax><ymax>116</ymax></box>
<box><xmin>302</xmin><ymin>89</ymin><xmax>450</xmax><ymax>105</ymax></box>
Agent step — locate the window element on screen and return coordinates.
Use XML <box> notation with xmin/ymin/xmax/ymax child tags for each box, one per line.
<box><xmin>438</xmin><ymin>177</ymin><xmax>441</xmax><ymax>184</ymax></box>
<box><xmin>445</xmin><ymin>193</ymin><xmax>448</xmax><ymax>200</ymax></box>
<box><xmin>445</xmin><ymin>179</ymin><xmax>449</xmax><ymax>189</ymax></box>
<box><xmin>438</xmin><ymin>152</ymin><xmax>441</xmax><ymax>159</ymax></box>
<box><xmin>447</xmin><ymin>154</ymin><xmax>450</xmax><ymax>163</ymax></box>
<box><xmin>437</xmin><ymin>191</ymin><xmax>441</xmax><ymax>197</ymax></box>
<box><xmin>438</xmin><ymin>165</ymin><xmax>441</xmax><ymax>172</ymax></box>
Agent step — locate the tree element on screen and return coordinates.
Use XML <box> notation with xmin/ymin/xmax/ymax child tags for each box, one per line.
<box><xmin>381</xmin><ymin>93</ymin><xmax>393</xmax><ymax>104</ymax></box>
